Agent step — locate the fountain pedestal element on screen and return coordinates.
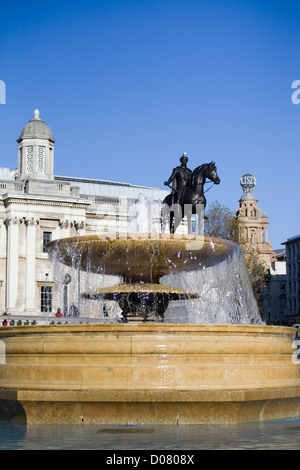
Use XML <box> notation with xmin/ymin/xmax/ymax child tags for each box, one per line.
<box><xmin>0</xmin><ymin>323</ymin><xmax>299</xmax><ymax>425</ymax></box>
<box><xmin>82</xmin><ymin>283</ymin><xmax>199</xmax><ymax>322</ymax></box>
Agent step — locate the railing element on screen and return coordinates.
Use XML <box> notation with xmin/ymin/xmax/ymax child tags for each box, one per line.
<box><xmin>0</xmin><ymin>179</ymin><xmax>83</xmax><ymax>198</ymax></box>
<box><xmin>0</xmin><ymin>181</ymin><xmax>24</xmax><ymax>193</ymax></box>
<box><xmin>25</xmin><ymin>180</ymin><xmax>73</xmax><ymax>196</ymax></box>
<box><xmin>0</xmin><ymin>314</ymin><xmax>109</xmax><ymax>327</ymax></box>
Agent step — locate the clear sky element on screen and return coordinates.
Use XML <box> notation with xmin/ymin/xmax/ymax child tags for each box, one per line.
<box><xmin>0</xmin><ymin>0</ymin><xmax>299</xmax><ymax>248</ymax></box>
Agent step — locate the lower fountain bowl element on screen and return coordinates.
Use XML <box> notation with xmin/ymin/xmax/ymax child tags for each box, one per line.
<box><xmin>0</xmin><ymin>323</ymin><xmax>299</xmax><ymax>425</ymax></box>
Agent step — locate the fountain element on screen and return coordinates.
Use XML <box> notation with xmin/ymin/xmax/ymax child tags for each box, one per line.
<box><xmin>0</xmin><ymin>159</ymin><xmax>299</xmax><ymax>425</ymax></box>
<box><xmin>47</xmin><ymin>232</ymin><xmax>261</xmax><ymax>325</ymax></box>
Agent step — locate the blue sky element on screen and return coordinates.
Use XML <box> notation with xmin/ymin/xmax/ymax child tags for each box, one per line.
<box><xmin>0</xmin><ymin>0</ymin><xmax>299</xmax><ymax>248</ymax></box>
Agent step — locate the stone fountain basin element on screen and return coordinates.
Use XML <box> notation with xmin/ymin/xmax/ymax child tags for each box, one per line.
<box><xmin>47</xmin><ymin>234</ymin><xmax>233</xmax><ymax>283</ymax></box>
<box><xmin>82</xmin><ymin>283</ymin><xmax>199</xmax><ymax>319</ymax></box>
<box><xmin>0</xmin><ymin>323</ymin><xmax>299</xmax><ymax>425</ymax></box>
<box><xmin>82</xmin><ymin>282</ymin><xmax>198</xmax><ymax>299</ymax></box>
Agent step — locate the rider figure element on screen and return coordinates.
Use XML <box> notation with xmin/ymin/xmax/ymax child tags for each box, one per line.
<box><xmin>164</xmin><ymin>153</ymin><xmax>192</xmax><ymax>205</ymax></box>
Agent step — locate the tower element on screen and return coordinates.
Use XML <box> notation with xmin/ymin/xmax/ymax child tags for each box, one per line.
<box><xmin>236</xmin><ymin>174</ymin><xmax>273</xmax><ymax>265</ymax></box>
<box><xmin>16</xmin><ymin>109</ymin><xmax>55</xmax><ymax>181</ymax></box>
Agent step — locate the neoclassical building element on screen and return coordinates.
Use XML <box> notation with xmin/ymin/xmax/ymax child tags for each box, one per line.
<box><xmin>0</xmin><ymin>110</ymin><xmax>169</xmax><ymax>317</ymax></box>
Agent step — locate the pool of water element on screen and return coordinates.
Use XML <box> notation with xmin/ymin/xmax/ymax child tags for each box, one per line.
<box><xmin>1</xmin><ymin>418</ymin><xmax>300</xmax><ymax>450</ymax></box>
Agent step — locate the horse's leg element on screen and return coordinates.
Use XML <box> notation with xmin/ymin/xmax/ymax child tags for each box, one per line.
<box><xmin>173</xmin><ymin>204</ymin><xmax>184</xmax><ymax>233</ymax></box>
<box><xmin>173</xmin><ymin>217</ymin><xmax>179</xmax><ymax>234</ymax></box>
<box><xmin>162</xmin><ymin>197</ymin><xmax>174</xmax><ymax>234</ymax></box>
<box><xmin>170</xmin><ymin>211</ymin><xmax>174</xmax><ymax>233</ymax></box>
<box><xmin>203</xmin><ymin>198</ymin><xmax>208</xmax><ymax>220</ymax></box>
<box><xmin>195</xmin><ymin>203</ymin><xmax>205</xmax><ymax>235</ymax></box>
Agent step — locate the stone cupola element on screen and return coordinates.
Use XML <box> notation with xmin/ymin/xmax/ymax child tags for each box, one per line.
<box><xmin>16</xmin><ymin>109</ymin><xmax>55</xmax><ymax>181</ymax></box>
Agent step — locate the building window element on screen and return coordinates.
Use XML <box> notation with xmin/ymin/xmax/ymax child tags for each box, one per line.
<box><xmin>279</xmin><ymin>294</ymin><xmax>287</xmax><ymax>311</ymax></box>
<box><xmin>41</xmin><ymin>286</ymin><xmax>52</xmax><ymax>312</ymax></box>
<box><xmin>38</xmin><ymin>146</ymin><xmax>45</xmax><ymax>173</ymax></box>
<box><xmin>43</xmin><ymin>231</ymin><xmax>52</xmax><ymax>252</ymax></box>
<box><xmin>26</xmin><ymin>146</ymin><xmax>33</xmax><ymax>173</ymax></box>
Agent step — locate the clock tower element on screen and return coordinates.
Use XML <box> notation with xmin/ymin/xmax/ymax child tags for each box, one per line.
<box><xmin>236</xmin><ymin>174</ymin><xmax>273</xmax><ymax>265</ymax></box>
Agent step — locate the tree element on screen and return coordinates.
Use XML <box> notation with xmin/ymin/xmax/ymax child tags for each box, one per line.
<box><xmin>204</xmin><ymin>201</ymin><xmax>239</xmax><ymax>241</ymax></box>
<box><xmin>204</xmin><ymin>201</ymin><xmax>267</xmax><ymax>303</ymax></box>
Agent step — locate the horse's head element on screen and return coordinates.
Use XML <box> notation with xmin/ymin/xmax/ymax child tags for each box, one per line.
<box><xmin>205</xmin><ymin>161</ymin><xmax>220</xmax><ymax>184</ymax></box>
<box><xmin>192</xmin><ymin>161</ymin><xmax>220</xmax><ymax>186</ymax></box>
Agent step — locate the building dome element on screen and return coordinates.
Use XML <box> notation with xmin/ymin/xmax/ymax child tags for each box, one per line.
<box><xmin>17</xmin><ymin>109</ymin><xmax>55</xmax><ymax>143</ymax></box>
<box><xmin>240</xmin><ymin>191</ymin><xmax>257</xmax><ymax>202</ymax></box>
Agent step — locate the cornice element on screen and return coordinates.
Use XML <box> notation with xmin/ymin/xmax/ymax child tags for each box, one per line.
<box><xmin>2</xmin><ymin>195</ymin><xmax>89</xmax><ymax>210</ymax></box>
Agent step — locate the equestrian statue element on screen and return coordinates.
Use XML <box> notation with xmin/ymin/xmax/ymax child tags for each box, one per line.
<box><xmin>162</xmin><ymin>153</ymin><xmax>220</xmax><ymax>234</ymax></box>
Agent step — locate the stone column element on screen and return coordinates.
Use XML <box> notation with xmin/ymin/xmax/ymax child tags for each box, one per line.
<box><xmin>5</xmin><ymin>216</ymin><xmax>22</xmax><ymax>313</ymax></box>
<box><xmin>25</xmin><ymin>217</ymin><xmax>39</xmax><ymax>313</ymax></box>
<box><xmin>264</xmin><ymin>225</ymin><xmax>269</xmax><ymax>243</ymax></box>
<box><xmin>74</xmin><ymin>221</ymin><xmax>86</xmax><ymax>236</ymax></box>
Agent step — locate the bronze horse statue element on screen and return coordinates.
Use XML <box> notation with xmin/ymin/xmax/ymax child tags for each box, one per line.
<box><xmin>162</xmin><ymin>162</ymin><xmax>220</xmax><ymax>234</ymax></box>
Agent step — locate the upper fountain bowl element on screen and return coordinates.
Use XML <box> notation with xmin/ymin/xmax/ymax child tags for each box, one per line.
<box><xmin>47</xmin><ymin>233</ymin><xmax>237</xmax><ymax>283</ymax></box>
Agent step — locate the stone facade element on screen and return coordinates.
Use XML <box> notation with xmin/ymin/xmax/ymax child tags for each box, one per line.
<box><xmin>260</xmin><ymin>250</ymin><xmax>287</xmax><ymax>324</ymax></box>
<box><xmin>282</xmin><ymin>235</ymin><xmax>300</xmax><ymax>322</ymax></box>
<box><xmin>236</xmin><ymin>174</ymin><xmax>273</xmax><ymax>266</ymax></box>
<box><xmin>0</xmin><ymin>110</ymin><xmax>170</xmax><ymax>317</ymax></box>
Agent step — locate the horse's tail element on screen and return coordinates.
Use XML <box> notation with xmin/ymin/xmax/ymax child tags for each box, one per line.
<box><xmin>162</xmin><ymin>194</ymin><xmax>172</xmax><ymax>207</ymax></box>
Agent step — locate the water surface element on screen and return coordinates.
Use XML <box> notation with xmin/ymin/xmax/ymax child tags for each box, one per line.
<box><xmin>1</xmin><ymin>418</ymin><xmax>300</xmax><ymax>450</ymax></box>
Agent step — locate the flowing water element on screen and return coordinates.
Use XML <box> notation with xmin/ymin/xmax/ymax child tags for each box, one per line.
<box><xmin>47</xmin><ymin>193</ymin><xmax>262</xmax><ymax>325</ymax></box>
<box><xmin>49</xmin><ymin>234</ymin><xmax>262</xmax><ymax>325</ymax></box>
<box><xmin>162</xmin><ymin>241</ymin><xmax>262</xmax><ymax>324</ymax></box>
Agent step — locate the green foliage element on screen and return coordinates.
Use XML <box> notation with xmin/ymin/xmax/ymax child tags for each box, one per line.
<box><xmin>204</xmin><ymin>201</ymin><xmax>268</xmax><ymax>303</ymax></box>
<box><xmin>204</xmin><ymin>201</ymin><xmax>239</xmax><ymax>242</ymax></box>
